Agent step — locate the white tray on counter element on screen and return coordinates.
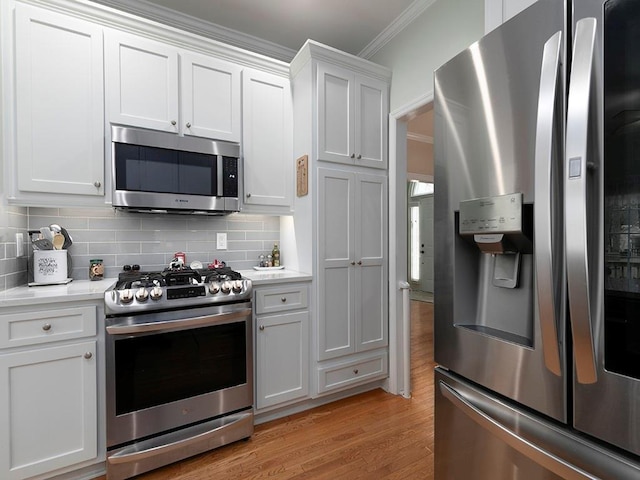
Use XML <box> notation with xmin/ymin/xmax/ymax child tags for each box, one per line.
<box><xmin>253</xmin><ymin>266</ymin><xmax>284</xmax><ymax>271</ymax></box>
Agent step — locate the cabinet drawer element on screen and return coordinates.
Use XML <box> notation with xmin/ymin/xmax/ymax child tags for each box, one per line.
<box><xmin>0</xmin><ymin>306</ymin><xmax>97</xmax><ymax>349</ymax></box>
<box><xmin>255</xmin><ymin>284</ymin><xmax>308</xmax><ymax>315</ymax></box>
<box><xmin>317</xmin><ymin>350</ymin><xmax>388</xmax><ymax>394</ymax></box>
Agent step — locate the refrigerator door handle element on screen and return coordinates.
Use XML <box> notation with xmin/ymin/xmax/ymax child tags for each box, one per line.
<box><xmin>439</xmin><ymin>380</ymin><xmax>596</xmax><ymax>480</ymax></box>
<box><xmin>534</xmin><ymin>30</ymin><xmax>563</xmax><ymax>376</ymax></box>
<box><xmin>565</xmin><ymin>17</ymin><xmax>598</xmax><ymax>384</ymax></box>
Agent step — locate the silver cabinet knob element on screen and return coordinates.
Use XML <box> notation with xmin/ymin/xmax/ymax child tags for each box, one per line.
<box><xmin>357</xmin><ymin>154</ymin><xmax>362</xmax><ymax>159</ymax></box>
<box><xmin>259</xmin><ymin>325</ymin><xmax>265</xmax><ymax>331</ymax></box>
<box><xmin>353</xmin><ymin>369</ymin><xmax>359</xmax><ymax>375</ymax></box>
<box><xmin>171</xmin><ymin>120</ymin><xmax>177</xmax><ymax>126</ymax></box>
<box><xmin>350</xmin><ymin>153</ymin><xmax>355</xmax><ymax>159</ymax></box>
<box><xmin>246</xmin><ymin>193</ymin><xmax>252</xmax><ymax>198</ymax></box>
<box><xmin>357</xmin><ymin>261</ymin><xmax>362</xmax><ymax>266</ymax></box>
<box><xmin>350</xmin><ymin>261</ymin><xmax>356</xmax><ymax>266</ymax></box>
<box><xmin>281</xmin><ymin>297</ymin><xmax>287</xmax><ymax>303</ymax></box>
<box><xmin>186</xmin><ymin>122</ymin><xmax>192</xmax><ymax>128</ymax></box>
<box><xmin>42</xmin><ymin>323</ymin><xmax>52</xmax><ymax>331</ymax></box>
<box><xmin>94</xmin><ymin>181</ymin><xmax>101</xmax><ymax>188</ymax></box>
<box><xmin>84</xmin><ymin>352</ymin><xmax>93</xmax><ymax>359</ymax></box>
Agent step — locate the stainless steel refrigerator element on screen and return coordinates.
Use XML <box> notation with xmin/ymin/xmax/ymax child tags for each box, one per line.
<box><xmin>434</xmin><ymin>0</ymin><xmax>640</xmax><ymax>477</ymax></box>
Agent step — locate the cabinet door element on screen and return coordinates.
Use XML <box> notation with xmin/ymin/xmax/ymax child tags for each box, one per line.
<box><xmin>317</xmin><ymin>62</ymin><xmax>354</xmax><ymax>164</ymax></box>
<box><xmin>256</xmin><ymin>310</ymin><xmax>309</xmax><ymax>409</ymax></box>
<box><xmin>355</xmin><ymin>173</ymin><xmax>388</xmax><ymax>351</ymax></box>
<box><xmin>242</xmin><ymin>69</ymin><xmax>293</xmax><ymax>210</ymax></box>
<box><xmin>181</xmin><ymin>52</ymin><xmax>241</xmax><ymax>142</ymax></box>
<box><xmin>15</xmin><ymin>4</ymin><xmax>104</xmax><ymax>196</ymax></box>
<box><xmin>318</xmin><ymin>169</ymin><xmax>355</xmax><ymax>360</ymax></box>
<box><xmin>354</xmin><ymin>76</ymin><xmax>388</xmax><ymax>169</ymax></box>
<box><xmin>0</xmin><ymin>342</ymin><xmax>97</xmax><ymax>480</ymax></box>
<box><xmin>105</xmin><ymin>30</ymin><xmax>179</xmax><ymax>132</ymax></box>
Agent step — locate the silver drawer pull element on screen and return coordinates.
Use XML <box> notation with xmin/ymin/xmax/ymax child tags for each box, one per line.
<box><xmin>353</xmin><ymin>369</ymin><xmax>359</xmax><ymax>375</ymax></box>
<box><xmin>281</xmin><ymin>297</ymin><xmax>287</xmax><ymax>303</ymax></box>
<box><xmin>42</xmin><ymin>323</ymin><xmax>51</xmax><ymax>331</ymax></box>
<box><xmin>259</xmin><ymin>325</ymin><xmax>265</xmax><ymax>331</ymax></box>
<box><xmin>84</xmin><ymin>352</ymin><xmax>93</xmax><ymax>359</ymax></box>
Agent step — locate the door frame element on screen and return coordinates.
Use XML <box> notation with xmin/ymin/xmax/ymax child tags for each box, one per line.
<box><xmin>386</xmin><ymin>92</ymin><xmax>433</xmax><ymax>396</ymax></box>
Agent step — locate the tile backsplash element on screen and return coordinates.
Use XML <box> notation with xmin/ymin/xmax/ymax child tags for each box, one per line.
<box><xmin>0</xmin><ymin>205</ymin><xmax>29</xmax><ymax>290</ymax></box>
<box><xmin>0</xmin><ymin>206</ymin><xmax>280</xmax><ymax>289</ymax></box>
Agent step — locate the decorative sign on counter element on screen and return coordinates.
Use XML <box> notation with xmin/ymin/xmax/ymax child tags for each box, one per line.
<box><xmin>296</xmin><ymin>155</ymin><xmax>308</xmax><ymax>197</ymax></box>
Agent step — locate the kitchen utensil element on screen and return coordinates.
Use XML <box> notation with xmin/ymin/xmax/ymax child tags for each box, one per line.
<box><xmin>52</xmin><ymin>233</ymin><xmax>65</xmax><ymax>250</ymax></box>
<box><xmin>49</xmin><ymin>224</ymin><xmax>62</xmax><ymax>233</ymax></box>
<box><xmin>40</xmin><ymin>227</ymin><xmax>53</xmax><ymax>242</ymax></box>
<box><xmin>60</xmin><ymin>227</ymin><xmax>73</xmax><ymax>249</ymax></box>
<box><xmin>32</xmin><ymin>238</ymin><xmax>54</xmax><ymax>250</ymax></box>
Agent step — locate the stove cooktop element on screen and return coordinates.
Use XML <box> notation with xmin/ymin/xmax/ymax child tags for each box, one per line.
<box><xmin>105</xmin><ymin>267</ymin><xmax>251</xmax><ymax>315</ymax></box>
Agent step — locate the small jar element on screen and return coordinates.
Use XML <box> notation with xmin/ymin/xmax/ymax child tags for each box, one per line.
<box><xmin>266</xmin><ymin>254</ymin><xmax>273</xmax><ymax>268</ymax></box>
<box><xmin>89</xmin><ymin>259</ymin><xmax>104</xmax><ymax>281</ymax></box>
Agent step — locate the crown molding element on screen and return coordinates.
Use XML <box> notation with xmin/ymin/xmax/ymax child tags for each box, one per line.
<box><xmin>90</xmin><ymin>0</ymin><xmax>297</xmax><ymax>62</ymax></box>
<box><xmin>407</xmin><ymin>132</ymin><xmax>433</xmax><ymax>144</ymax></box>
<box><xmin>359</xmin><ymin>0</ymin><xmax>437</xmax><ymax>59</ymax></box>
<box><xmin>291</xmin><ymin>39</ymin><xmax>392</xmax><ymax>81</ymax></box>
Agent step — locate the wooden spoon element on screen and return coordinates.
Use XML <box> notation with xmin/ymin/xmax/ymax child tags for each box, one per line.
<box><xmin>52</xmin><ymin>233</ymin><xmax>65</xmax><ymax>250</ymax></box>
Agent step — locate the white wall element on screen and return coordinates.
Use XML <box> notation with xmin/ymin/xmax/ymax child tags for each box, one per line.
<box><xmin>370</xmin><ymin>0</ymin><xmax>484</xmax><ymax>112</ymax></box>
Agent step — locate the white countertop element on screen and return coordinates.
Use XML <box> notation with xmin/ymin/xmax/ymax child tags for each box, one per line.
<box><xmin>239</xmin><ymin>269</ymin><xmax>312</xmax><ymax>286</ymax></box>
<box><xmin>0</xmin><ymin>269</ymin><xmax>312</xmax><ymax>308</ymax></box>
<box><xmin>0</xmin><ymin>278</ymin><xmax>117</xmax><ymax>308</ymax></box>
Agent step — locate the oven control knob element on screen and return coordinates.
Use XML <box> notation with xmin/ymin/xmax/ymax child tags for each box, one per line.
<box><xmin>120</xmin><ymin>289</ymin><xmax>134</xmax><ymax>304</ymax></box>
<box><xmin>135</xmin><ymin>287</ymin><xmax>149</xmax><ymax>302</ymax></box>
<box><xmin>209</xmin><ymin>282</ymin><xmax>221</xmax><ymax>294</ymax></box>
<box><xmin>150</xmin><ymin>286</ymin><xmax>163</xmax><ymax>300</ymax></box>
<box><xmin>232</xmin><ymin>280</ymin><xmax>243</xmax><ymax>293</ymax></box>
<box><xmin>221</xmin><ymin>281</ymin><xmax>232</xmax><ymax>294</ymax></box>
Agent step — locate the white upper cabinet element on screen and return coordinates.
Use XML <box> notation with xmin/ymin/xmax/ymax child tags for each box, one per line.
<box><xmin>105</xmin><ymin>30</ymin><xmax>179</xmax><ymax>133</ymax></box>
<box><xmin>105</xmin><ymin>30</ymin><xmax>241</xmax><ymax>142</ymax></box>
<box><xmin>181</xmin><ymin>52</ymin><xmax>242</xmax><ymax>142</ymax></box>
<box><xmin>485</xmin><ymin>0</ymin><xmax>538</xmax><ymax>33</ymax></box>
<box><xmin>13</xmin><ymin>4</ymin><xmax>104</xmax><ymax>199</ymax></box>
<box><xmin>242</xmin><ymin>68</ymin><xmax>293</xmax><ymax>213</ymax></box>
<box><xmin>317</xmin><ymin>62</ymin><xmax>388</xmax><ymax>169</ymax></box>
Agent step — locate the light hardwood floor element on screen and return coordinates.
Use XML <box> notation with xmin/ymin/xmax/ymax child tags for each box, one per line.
<box><xmin>99</xmin><ymin>300</ymin><xmax>435</xmax><ymax>479</ymax></box>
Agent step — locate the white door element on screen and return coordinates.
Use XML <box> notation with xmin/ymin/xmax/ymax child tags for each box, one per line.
<box><xmin>317</xmin><ymin>62</ymin><xmax>353</xmax><ymax>164</ymax></box>
<box><xmin>419</xmin><ymin>195</ymin><xmax>434</xmax><ymax>293</ymax></box>
<box><xmin>15</xmin><ymin>4</ymin><xmax>104</xmax><ymax>196</ymax></box>
<box><xmin>355</xmin><ymin>173</ymin><xmax>388</xmax><ymax>351</ymax></box>
<box><xmin>0</xmin><ymin>342</ymin><xmax>97</xmax><ymax>480</ymax></box>
<box><xmin>256</xmin><ymin>310</ymin><xmax>309</xmax><ymax>409</ymax></box>
<box><xmin>105</xmin><ymin>30</ymin><xmax>179</xmax><ymax>132</ymax></box>
<box><xmin>181</xmin><ymin>52</ymin><xmax>241</xmax><ymax>142</ymax></box>
<box><xmin>318</xmin><ymin>168</ymin><xmax>355</xmax><ymax>360</ymax></box>
<box><xmin>354</xmin><ymin>75</ymin><xmax>388</xmax><ymax>169</ymax></box>
<box><xmin>242</xmin><ymin>69</ymin><xmax>293</xmax><ymax>209</ymax></box>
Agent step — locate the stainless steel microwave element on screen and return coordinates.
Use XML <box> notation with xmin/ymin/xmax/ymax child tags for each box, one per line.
<box><xmin>111</xmin><ymin>125</ymin><xmax>240</xmax><ymax>215</ymax></box>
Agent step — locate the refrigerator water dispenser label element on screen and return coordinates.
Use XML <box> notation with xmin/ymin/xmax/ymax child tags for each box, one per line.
<box><xmin>459</xmin><ymin>193</ymin><xmax>522</xmax><ymax>234</ymax></box>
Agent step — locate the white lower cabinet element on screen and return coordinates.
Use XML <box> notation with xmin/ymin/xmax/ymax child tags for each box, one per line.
<box><xmin>254</xmin><ymin>283</ymin><xmax>309</xmax><ymax>410</ymax></box>
<box><xmin>0</xmin><ymin>304</ymin><xmax>100</xmax><ymax>480</ymax></box>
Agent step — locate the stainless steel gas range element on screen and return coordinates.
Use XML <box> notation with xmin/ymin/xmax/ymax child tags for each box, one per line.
<box><xmin>104</xmin><ymin>267</ymin><xmax>253</xmax><ymax>480</ymax></box>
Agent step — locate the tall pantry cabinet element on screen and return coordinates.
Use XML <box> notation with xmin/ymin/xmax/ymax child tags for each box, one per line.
<box><xmin>289</xmin><ymin>41</ymin><xmax>391</xmax><ymax>397</ymax></box>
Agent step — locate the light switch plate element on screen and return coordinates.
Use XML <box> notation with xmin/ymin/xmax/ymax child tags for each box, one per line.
<box><xmin>217</xmin><ymin>233</ymin><xmax>227</xmax><ymax>250</ymax></box>
<box><xmin>16</xmin><ymin>233</ymin><xmax>24</xmax><ymax>257</ymax></box>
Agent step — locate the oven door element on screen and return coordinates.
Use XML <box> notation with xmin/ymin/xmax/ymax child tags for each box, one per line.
<box><xmin>105</xmin><ymin>302</ymin><xmax>252</xmax><ymax>448</ymax></box>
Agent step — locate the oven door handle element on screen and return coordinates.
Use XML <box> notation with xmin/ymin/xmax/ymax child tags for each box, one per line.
<box><xmin>106</xmin><ymin>307</ymin><xmax>252</xmax><ymax>335</ymax></box>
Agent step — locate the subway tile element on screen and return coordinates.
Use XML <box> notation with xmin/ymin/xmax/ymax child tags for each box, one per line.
<box><xmin>142</xmin><ymin>241</ymin><xmax>188</xmax><ymax>254</ymax></box>
<box><xmin>226</xmin><ymin>221</ymin><xmax>265</xmax><ymax>231</ymax></box>
<box><xmin>88</xmin><ymin>217</ymin><xmax>142</xmax><ymax>231</ymax></box>
<box><xmin>246</xmin><ymin>231</ymin><xmax>279</xmax><ymax>241</ymax></box>
<box><xmin>58</xmin><ymin>207</ymin><xmax>115</xmax><ymax>218</ymax></box>
<box><xmin>228</xmin><ymin>240</ymin><xmax>263</xmax><ymax>251</ymax></box>
<box><xmin>71</xmin><ymin>230</ymin><xmax>117</xmax><ymax>243</ymax></box>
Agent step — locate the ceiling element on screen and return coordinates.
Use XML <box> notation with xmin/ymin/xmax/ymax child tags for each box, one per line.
<box><xmin>92</xmin><ymin>0</ymin><xmax>428</xmax><ymax>60</ymax></box>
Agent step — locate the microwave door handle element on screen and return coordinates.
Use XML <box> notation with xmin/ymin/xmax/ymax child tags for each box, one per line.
<box><xmin>565</xmin><ymin>17</ymin><xmax>598</xmax><ymax>385</ymax></box>
<box><xmin>534</xmin><ymin>30</ymin><xmax>563</xmax><ymax>376</ymax></box>
<box><xmin>217</xmin><ymin>154</ymin><xmax>224</xmax><ymax>196</ymax></box>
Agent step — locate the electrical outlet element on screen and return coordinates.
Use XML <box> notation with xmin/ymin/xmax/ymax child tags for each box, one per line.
<box><xmin>216</xmin><ymin>233</ymin><xmax>227</xmax><ymax>250</ymax></box>
<box><xmin>16</xmin><ymin>233</ymin><xmax>24</xmax><ymax>257</ymax></box>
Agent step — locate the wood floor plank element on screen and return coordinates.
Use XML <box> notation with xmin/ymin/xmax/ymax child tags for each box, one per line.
<box><xmin>95</xmin><ymin>299</ymin><xmax>435</xmax><ymax>479</ymax></box>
